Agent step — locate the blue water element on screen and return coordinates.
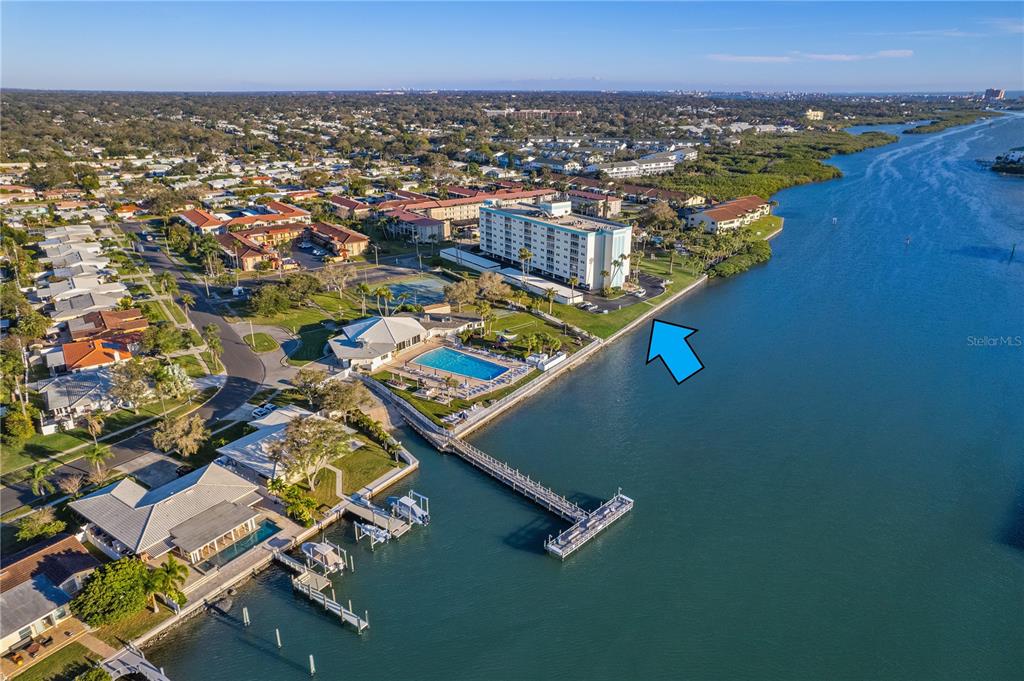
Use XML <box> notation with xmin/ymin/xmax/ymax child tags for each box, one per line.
<box><xmin>149</xmin><ymin>116</ymin><xmax>1024</xmax><ymax>680</ymax></box>
<box><xmin>387</xmin><ymin>274</ymin><xmax>449</xmax><ymax>305</ymax></box>
<box><xmin>196</xmin><ymin>520</ymin><xmax>282</xmax><ymax>572</ymax></box>
<box><xmin>413</xmin><ymin>347</ymin><xmax>508</xmax><ymax>381</ymax></box>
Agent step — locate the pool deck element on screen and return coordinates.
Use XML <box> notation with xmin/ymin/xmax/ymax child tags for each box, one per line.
<box><xmin>385</xmin><ymin>340</ymin><xmax>529</xmax><ymax>399</ymax></box>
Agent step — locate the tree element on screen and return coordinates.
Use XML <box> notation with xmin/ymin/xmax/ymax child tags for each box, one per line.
<box><xmin>85</xmin><ymin>446</ymin><xmax>113</xmax><ymax>476</ymax></box>
<box><xmin>16</xmin><ymin>507</ymin><xmax>66</xmax><ymax>542</ymax></box>
<box><xmin>202</xmin><ymin>324</ymin><xmax>222</xmax><ymax>370</ymax></box>
<box><xmin>58</xmin><ymin>473</ymin><xmax>85</xmax><ymax>498</ymax></box>
<box><xmin>300</xmin><ymin>169</ymin><xmax>330</xmax><ymax>188</ymax></box>
<box><xmin>269</xmin><ymin>416</ymin><xmax>350</xmax><ymax>490</ymax></box>
<box><xmin>443</xmin><ymin>279</ymin><xmax>476</xmax><ymax>312</ymax></box>
<box><xmin>568</xmin><ymin>276</ymin><xmax>579</xmax><ymax>298</ymax></box>
<box><xmin>318</xmin><ymin>264</ymin><xmax>354</xmax><ymax>307</ymax></box>
<box><xmin>251</xmin><ymin>284</ymin><xmax>290</xmax><ymax>316</ymax></box>
<box><xmin>319</xmin><ymin>380</ymin><xmax>373</xmax><ymax>423</ymax></box>
<box><xmin>356</xmin><ymin>282</ymin><xmax>371</xmax><ymax>315</ymax></box>
<box><xmin>279</xmin><ymin>485</ymin><xmax>318</xmax><ymax>526</ymax></box>
<box><xmin>28</xmin><ymin>461</ymin><xmax>59</xmax><ymax>496</ymax></box>
<box><xmin>151</xmin><ymin>362</ymin><xmax>194</xmax><ymax>411</ymax></box>
<box><xmin>72</xmin><ymin>558</ymin><xmax>149</xmax><ymax>626</ymax></box>
<box><xmin>85</xmin><ymin>413</ymin><xmax>105</xmax><ymax>451</ymax></box>
<box><xmin>476</xmin><ymin>271</ymin><xmax>512</xmax><ymax>302</ymax></box>
<box><xmin>152</xmin><ymin>413</ymin><xmax>208</xmax><ymax>458</ymax></box>
<box><xmin>544</xmin><ymin>288</ymin><xmax>557</xmax><ymax>314</ymax></box>
<box><xmin>142</xmin><ymin>323</ymin><xmax>185</xmax><ymax>358</ymax></box>
<box><xmin>477</xmin><ymin>300</ymin><xmax>493</xmax><ymax>333</ymax></box>
<box><xmin>179</xmin><ymin>292</ymin><xmax>195</xmax><ymax>316</ymax></box>
<box><xmin>110</xmin><ymin>359</ymin><xmax>150</xmax><ymax>412</ymax></box>
<box><xmin>154</xmin><ymin>272</ymin><xmax>178</xmax><ymax>296</ymax></box>
<box><xmin>518</xmin><ymin>247</ymin><xmax>533</xmax><ymax>286</ymax></box>
<box><xmin>293</xmin><ymin>366</ymin><xmax>328</xmax><ymax>407</ymax></box>
<box><xmin>3</xmin><ymin>410</ymin><xmax>35</xmax><ymax>446</ymax></box>
<box><xmin>637</xmin><ymin>201</ymin><xmax>680</xmax><ymax>233</ymax></box>
<box><xmin>146</xmin><ymin>557</ymin><xmax>188</xmax><ymax>611</ymax></box>
<box><xmin>378</xmin><ymin>287</ymin><xmax>394</xmax><ymax>316</ymax></box>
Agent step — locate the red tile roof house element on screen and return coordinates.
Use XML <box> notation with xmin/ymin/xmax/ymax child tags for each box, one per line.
<box><xmin>328</xmin><ymin>195</ymin><xmax>371</xmax><ymax>219</ymax></box>
<box><xmin>177</xmin><ymin>208</ymin><xmax>225</xmax><ymax>235</ymax></box>
<box><xmin>68</xmin><ymin>308</ymin><xmax>149</xmax><ymax>343</ymax></box>
<box><xmin>113</xmin><ymin>204</ymin><xmax>143</xmax><ymax>217</ymax></box>
<box><xmin>307</xmin><ymin>222</ymin><xmax>370</xmax><ymax>259</ymax></box>
<box><xmin>230</xmin><ymin>222</ymin><xmax>307</xmax><ymax>248</ymax></box>
<box><xmin>50</xmin><ymin>339</ymin><xmax>131</xmax><ymax>375</ymax></box>
<box><xmin>222</xmin><ymin>201</ymin><xmax>311</xmax><ymax>228</ymax></box>
<box><xmin>214</xmin><ymin>232</ymin><xmax>278</xmax><ymax>272</ymax></box>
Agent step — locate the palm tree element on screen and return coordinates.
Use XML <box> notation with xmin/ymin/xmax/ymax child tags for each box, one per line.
<box><xmin>28</xmin><ymin>461</ymin><xmax>58</xmax><ymax>496</ymax></box>
<box><xmin>518</xmin><ymin>247</ymin><xmax>533</xmax><ymax>287</ymax></box>
<box><xmin>380</xmin><ymin>288</ymin><xmax>395</xmax><ymax>316</ymax></box>
<box><xmin>544</xmin><ymin>288</ymin><xmax>557</xmax><ymax>314</ymax></box>
<box><xmin>85</xmin><ymin>413</ymin><xmax>105</xmax><ymax>451</ymax></box>
<box><xmin>146</xmin><ymin>557</ymin><xmax>189</xmax><ymax>612</ymax></box>
<box><xmin>356</xmin><ymin>283</ymin><xmax>371</xmax><ymax>316</ymax></box>
<box><xmin>180</xmin><ymin>292</ymin><xmax>195</xmax><ymax>316</ymax></box>
<box><xmin>85</xmin><ymin>446</ymin><xmax>112</xmax><ymax>476</ymax></box>
<box><xmin>568</xmin><ymin>276</ymin><xmax>579</xmax><ymax>299</ymax></box>
<box><xmin>202</xmin><ymin>323</ymin><xmax>222</xmax><ymax>371</ymax></box>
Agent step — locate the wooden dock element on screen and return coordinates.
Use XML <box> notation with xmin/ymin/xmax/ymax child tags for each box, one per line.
<box><xmin>367</xmin><ymin>378</ymin><xmax>632</xmax><ymax>558</ymax></box>
<box><xmin>272</xmin><ymin>550</ymin><xmax>368</xmax><ymax>632</ymax></box>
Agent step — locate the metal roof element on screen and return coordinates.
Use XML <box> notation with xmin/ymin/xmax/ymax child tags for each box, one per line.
<box><xmin>169</xmin><ymin>501</ymin><xmax>262</xmax><ymax>553</ymax></box>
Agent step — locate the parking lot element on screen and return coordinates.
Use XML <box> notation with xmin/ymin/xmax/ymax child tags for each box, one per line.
<box><xmin>578</xmin><ymin>272</ymin><xmax>666</xmax><ymax>312</ymax></box>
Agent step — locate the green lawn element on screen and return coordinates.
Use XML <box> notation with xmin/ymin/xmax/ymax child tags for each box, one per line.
<box><xmin>11</xmin><ymin>642</ymin><xmax>100</xmax><ymax>681</ymax></box>
<box><xmin>140</xmin><ymin>301</ymin><xmax>169</xmax><ymax>323</ymax></box>
<box><xmin>469</xmin><ymin>310</ymin><xmax>582</xmax><ymax>357</ymax></box>
<box><xmin>94</xmin><ymin>604</ymin><xmax>174</xmax><ymax>647</ymax></box>
<box><xmin>338</xmin><ymin>438</ymin><xmax>403</xmax><ymax>492</ymax></box>
<box><xmin>742</xmin><ymin>214</ymin><xmax>784</xmax><ymax>241</ymax></box>
<box><xmin>166</xmin><ymin>301</ymin><xmax>188</xmax><ymax>324</ymax></box>
<box><xmin>200</xmin><ymin>350</ymin><xmax>221</xmax><ymax>373</ymax></box>
<box><xmin>173</xmin><ymin>354</ymin><xmax>207</xmax><ymax>378</ymax></box>
<box><xmin>244</xmin><ymin>332</ymin><xmax>279</xmax><ymax>353</ymax></box>
<box><xmin>287</xmin><ymin>326</ymin><xmax>334</xmax><ymax>364</ymax></box>
<box><xmin>1</xmin><ymin>431</ymin><xmax>90</xmax><ymax>473</ymax></box>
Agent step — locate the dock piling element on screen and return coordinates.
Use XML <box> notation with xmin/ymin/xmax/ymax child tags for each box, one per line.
<box><xmin>242</xmin><ymin>607</ymin><xmax>250</xmax><ymax>627</ymax></box>
<box><xmin>275</xmin><ymin>628</ymin><xmax>282</xmax><ymax>648</ymax></box>
<box><xmin>309</xmin><ymin>654</ymin><xmax>316</xmax><ymax>676</ymax></box>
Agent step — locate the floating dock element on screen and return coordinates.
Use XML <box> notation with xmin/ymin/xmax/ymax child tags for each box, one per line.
<box><xmin>370</xmin><ymin>379</ymin><xmax>632</xmax><ymax>558</ymax></box>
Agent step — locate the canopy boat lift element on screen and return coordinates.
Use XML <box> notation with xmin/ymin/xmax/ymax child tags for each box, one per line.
<box><xmin>387</xmin><ymin>490</ymin><xmax>431</xmax><ymax>525</ymax></box>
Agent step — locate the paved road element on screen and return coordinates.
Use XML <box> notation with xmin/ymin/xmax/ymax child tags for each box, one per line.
<box><xmin>0</xmin><ymin>224</ymin><xmax>266</xmax><ymax>515</ymax></box>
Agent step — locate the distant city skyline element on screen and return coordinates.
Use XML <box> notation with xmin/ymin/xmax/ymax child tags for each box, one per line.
<box><xmin>2</xmin><ymin>2</ymin><xmax>1022</xmax><ymax>93</ymax></box>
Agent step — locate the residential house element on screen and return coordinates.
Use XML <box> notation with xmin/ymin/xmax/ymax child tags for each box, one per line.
<box><xmin>215</xmin><ymin>405</ymin><xmax>316</xmax><ymax>481</ymax></box>
<box><xmin>47</xmin><ymin>340</ymin><xmax>131</xmax><ymax>375</ymax></box>
<box><xmin>214</xmin><ymin>232</ymin><xmax>277</xmax><ymax>272</ymax></box>
<box><xmin>50</xmin><ymin>292</ymin><xmax>121</xmax><ymax>323</ymax></box>
<box><xmin>30</xmin><ymin>369</ymin><xmax>118</xmax><ymax>425</ymax></box>
<box><xmin>0</xmin><ymin>535</ymin><xmax>100</xmax><ymax>657</ymax></box>
<box><xmin>36</xmin><ymin>276</ymin><xmax>127</xmax><ymax>304</ymax></box>
<box><xmin>177</xmin><ymin>208</ymin><xmax>225</xmax><ymax>235</ymax></box>
<box><xmin>68</xmin><ymin>308</ymin><xmax>149</xmax><ymax>343</ymax></box>
<box><xmin>69</xmin><ymin>462</ymin><xmax>263</xmax><ymax>566</ymax></box>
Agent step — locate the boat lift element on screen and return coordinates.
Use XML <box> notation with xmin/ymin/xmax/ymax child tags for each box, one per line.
<box><xmin>301</xmin><ymin>539</ymin><xmax>350</xmax><ymax>574</ymax></box>
<box><xmin>387</xmin><ymin>490</ymin><xmax>430</xmax><ymax>526</ymax></box>
<box><xmin>353</xmin><ymin>521</ymin><xmax>391</xmax><ymax>549</ymax></box>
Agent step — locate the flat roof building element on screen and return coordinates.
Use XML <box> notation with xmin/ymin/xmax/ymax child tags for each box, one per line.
<box><xmin>478</xmin><ymin>200</ymin><xmax>632</xmax><ymax>291</ymax></box>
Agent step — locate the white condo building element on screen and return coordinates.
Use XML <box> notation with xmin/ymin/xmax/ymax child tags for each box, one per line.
<box><xmin>478</xmin><ymin>201</ymin><xmax>632</xmax><ymax>290</ymax></box>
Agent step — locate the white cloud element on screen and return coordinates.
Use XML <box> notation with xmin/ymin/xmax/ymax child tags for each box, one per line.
<box><xmin>981</xmin><ymin>17</ymin><xmax>1024</xmax><ymax>34</ymax></box>
<box><xmin>708</xmin><ymin>50</ymin><xmax>912</xmax><ymax>64</ymax></box>
<box><xmin>858</xmin><ymin>28</ymin><xmax>985</xmax><ymax>38</ymax></box>
<box><xmin>707</xmin><ymin>54</ymin><xmax>795</xmax><ymax>63</ymax></box>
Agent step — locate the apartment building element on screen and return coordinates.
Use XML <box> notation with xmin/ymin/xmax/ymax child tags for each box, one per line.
<box><xmin>479</xmin><ymin>201</ymin><xmax>632</xmax><ymax>290</ymax></box>
<box><xmin>566</xmin><ymin>189</ymin><xmax>623</xmax><ymax>218</ymax></box>
<box><xmin>586</xmin><ymin>156</ymin><xmax>678</xmax><ymax>179</ymax></box>
<box><xmin>686</xmin><ymin>195</ymin><xmax>771</xmax><ymax>234</ymax></box>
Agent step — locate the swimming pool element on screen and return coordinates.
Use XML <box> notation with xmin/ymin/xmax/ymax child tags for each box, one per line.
<box><xmin>195</xmin><ymin>519</ymin><xmax>281</xmax><ymax>572</ymax></box>
<box><xmin>412</xmin><ymin>347</ymin><xmax>508</xmax><ymax>381</ymax></box>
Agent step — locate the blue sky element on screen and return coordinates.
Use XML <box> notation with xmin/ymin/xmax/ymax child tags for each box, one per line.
<box><xmin>2</xmin><ymin>2</ymin><xmax>1022</xmax><ymax>92</ymax></box>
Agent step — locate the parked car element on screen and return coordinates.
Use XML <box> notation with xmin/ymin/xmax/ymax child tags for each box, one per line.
<box><xmin>298</xmin><ymin>241</ymin><xmax>313</xmax><ymax>249</ymax></box>
<box><xmin>262</xmin><ymin>403</ymin><xmax>277</xmax><ymax>412</ymax></box>
<box><xmin>176</xmin><ymin>465</ymin><xmax>195</xmax><ymax>477</ymax></box>
<box><xmin>251</xmin><ymin>407</ymin><xmax>268</xmax><ymax>418</ymax></box>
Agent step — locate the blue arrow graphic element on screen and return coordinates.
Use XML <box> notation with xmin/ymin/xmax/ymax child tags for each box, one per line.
<box><xmin>646</xmin><ymin>319</ymin><xmax>704</xmax><ymax>384</ymax></box>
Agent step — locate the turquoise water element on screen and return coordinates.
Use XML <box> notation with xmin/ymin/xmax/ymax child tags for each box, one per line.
<box><xmin>149</xmin><ymin>117</ymin><xmax>1024</xmax><ymax>680</ymax></box>
<box><xmin>196</xmin><ymin>520</ymin><xmax>282</xmax><ymax>572</ymax></box>
<box><xmin>413</xmin><ymin>347</ymin><xmax>508</xmax><ymax>380</ymax></box>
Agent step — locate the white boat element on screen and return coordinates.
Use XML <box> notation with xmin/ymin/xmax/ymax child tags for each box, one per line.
<box><xmin>301</xmin><ymin>542</ymin><xmax>345</xmax><ymax>573</ymax></box>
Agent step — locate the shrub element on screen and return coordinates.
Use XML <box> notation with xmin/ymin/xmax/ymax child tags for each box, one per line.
<box><xmin>71</xmin><ymin>558</ymin><xmax>149</xmax><ymax>626</ymax></box>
